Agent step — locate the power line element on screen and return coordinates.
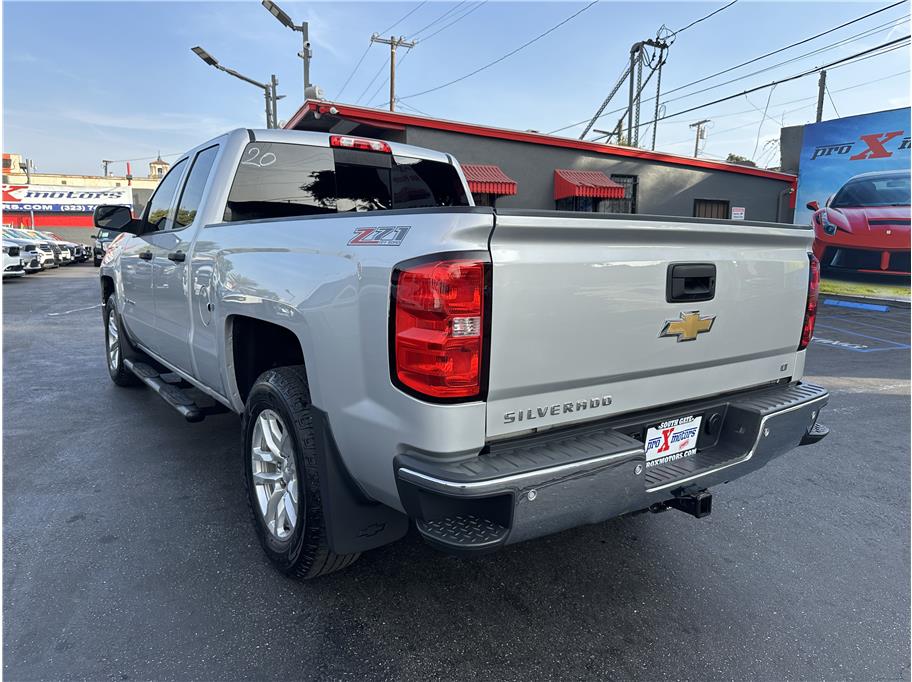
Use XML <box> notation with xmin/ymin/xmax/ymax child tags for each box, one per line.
<box><xmin>108</xmin><ymin>152</ymin><xmax>182</xmax><ymax>163</ymax></box>
<box><xmin>548</xmin><ymin>7</ymin><xmax>908</xmax><ymax>134</ymax></box>
<box><xmin>660</xmin><ymin>68</ymin><xmax>911</xmax><ymax>148</ymax></box>
<box><xmin>370</xmin><ymin>2</ymin><xmax>490</xmax><ymax>108</ymax></box>
<box><xmin>336</xmin><ymin>43</ymin><xmax>372</xmax><ymax>100</ymax></box>
<box><xmin>420</xmin><ymin>1</ymin><xmax>488</xmax><ymax>41</ymax></box>
<box><xmin>409</xmin><ymin>1</ymin><xmax>469</xmax><ymax>38</ymax></box>
<box><xmin>752</xmin><ymin>85</ymin><xmax>775</xmax><ymax>159</ymax></box>
<box><xmin>825</xmin><ymin>84</ymin><xmax>842</xmax><ymax>118</ymax></box>
<box><xmin>355</xmin><ymin>55</ymin><xmax>389</xmax><ymax>104</ymax></box>
<box><xmin>338</xmin><ymin>2</ymin><xmax>431</xmax><ymax>101</ymax></box>
<box><xmin>378</xmin><ymin>0</ymin><xmax>428</xmax><ymax>35</ymax></box>
<box><xmin>668</xmin><ymin>0</ymin><xmax>738</xmax><ymax>38</ymax></box>
<box><xmin>656</xmin><ymin>15</ymin><xmax>908</xmax><ymax>108</ymax></box>
<box><xmin>663</xmin><ymin>0</ymin><xmax>905</xmax><ymax>95</ymax></box>
<box><xmin>398</xmin><ymin>0</ymin><xmax>600</xmax><ymax>100</ymax></box>
<box><xmin>369</xmin><ymin>46</ymin><xmax>413</xmax><ymax>108</ymax></box>
<box><xmin>630</xmin><ymin>36</ymin><xmax>909</xmax><ymax>135</ymax></box>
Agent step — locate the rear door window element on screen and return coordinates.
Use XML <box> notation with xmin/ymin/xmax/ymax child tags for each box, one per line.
<box><xmin>223</xmin><ymin>142</ymin><xmax>468</xmax><ymax>222</ymax></box>
<box><xmin>174</xmin><ymin>145</ymin><xmax>219</xmax><ymax>229</ymax></box>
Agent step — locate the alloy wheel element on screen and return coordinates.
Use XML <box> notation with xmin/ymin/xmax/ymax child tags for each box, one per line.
<box><xmin>250</xmin><ymin>409</ymin><xmax>299</xmax><ymax>540</ymax></box>
<box><xmin>107</xmin><ymin>308</ymin><xmax>120</xmax><ymax>371</ymax></box>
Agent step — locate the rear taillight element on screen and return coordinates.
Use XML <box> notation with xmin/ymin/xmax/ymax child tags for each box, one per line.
<box><xmin>330</xmin><ymin>135</ymin><xmax>391</xmax><ymax>153</ymax></box>
<box><xmin>799</xmin><ymin>253</ymin><xmax>820</xmax><ymax>350</ymax></box>
<box><xmin>391</xmin><ymin>256</ymin><xmax>489</xmax><ymax>401</ymax></box>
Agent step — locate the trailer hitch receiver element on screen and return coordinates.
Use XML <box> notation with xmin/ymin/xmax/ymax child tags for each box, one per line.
<box><xmin>667</xmin><ymin>491</ymin><xmax>712</xmax><ymax>518</ymax></box>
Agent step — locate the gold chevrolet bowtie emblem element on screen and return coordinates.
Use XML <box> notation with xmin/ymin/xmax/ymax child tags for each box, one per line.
<box><xmin>660</xmin><ymin>311</ymin><xmax>715</xmax><ymax>342</ymax></box>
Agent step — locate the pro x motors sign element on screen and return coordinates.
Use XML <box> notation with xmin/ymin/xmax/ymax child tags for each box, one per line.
<box><xmin>793</xmin><ymin>107</ymin><xmax>911</xmax><ymax>226</ymax></box>
<box><xmin>2</xmin><ymin>184</ymin><xmax>133</xmax><ymax>214</ymax></box>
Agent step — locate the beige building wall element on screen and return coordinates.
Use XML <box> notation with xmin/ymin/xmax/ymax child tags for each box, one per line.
<box><xmin>3</xmin><ymin>152</ymin><xmax>162</xmax><ymax>189</ymax></box>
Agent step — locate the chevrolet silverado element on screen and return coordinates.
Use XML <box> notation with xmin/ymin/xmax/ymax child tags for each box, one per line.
<box><xmin>95</xmin><ymin>129</ymin><xmax>829</xmax><ymax>579</ymax></box>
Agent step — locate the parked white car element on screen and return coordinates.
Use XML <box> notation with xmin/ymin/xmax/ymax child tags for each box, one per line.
<box><xmin>1</xmin><ymin>232</ymin><xmax>43</xmax><ymax>272</ymax></box>
<box><xmin>2</xmin><ymin>240</ymin><xmax>26</xmax><ymax>278</ymax></box>
<box><xmin>4</xmin><ymin>229</ymin><xmax>58</xmax><ymax>268</ymax></box>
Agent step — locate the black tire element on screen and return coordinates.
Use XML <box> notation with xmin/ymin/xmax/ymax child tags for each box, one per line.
<box><xmin>103</xmin><ymin>295</ymin><xmax>140</xmax><ymax>387</ymax></box>
<box><xmin>94</xmin><ymin>257</ymin><xmax>102</xmax><ymax>267</ymax></box>
<box><xmin>242</xmin><ymin>366</ymin><xmax>359</xmax><ymax>579</ymax></box>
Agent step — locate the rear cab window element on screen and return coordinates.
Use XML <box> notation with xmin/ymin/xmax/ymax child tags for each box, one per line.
<box><xmin>223</xmin><ymin>141</ymin><xmax>468</xmax><ymax>222</ymax></box>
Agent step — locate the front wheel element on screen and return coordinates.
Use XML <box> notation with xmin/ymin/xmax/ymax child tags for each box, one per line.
<box><xmin>242</xmin><ymin>366</ymin><xmax>359</xmax><ymax>579</ymax></box>
<box><xmin>94</xmin><ymin>256</ymin><xmax>102</xmax><ymax>267</ymax></box>
<box><xmin>103</xmin><ymin>295</ymin><xmax>139</xmax><ymax>386</ymax></box>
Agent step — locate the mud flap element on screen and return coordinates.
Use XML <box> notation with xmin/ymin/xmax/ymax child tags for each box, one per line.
<box><xmin>311</xmin><ymin>408</ymin><xmax>409</xmax><ymax>554</ymax></box>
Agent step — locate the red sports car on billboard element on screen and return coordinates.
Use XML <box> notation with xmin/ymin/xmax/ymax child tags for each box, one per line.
<box><xmin>807</xmin><ymin>170</ymin><xmax>910</xmax><ymax>275</ymax></box>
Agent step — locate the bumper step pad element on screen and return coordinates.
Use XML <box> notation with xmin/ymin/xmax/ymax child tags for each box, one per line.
<box><xmin>644</xmin><ymin>382</ymin><xmax>828</xmax><ymax>490</ymax></box>
<box><xmin>124</xmin><ymin>359</ymin><xmax>228</xmax><ymax>423</ymax></box>
<box><xmin>416</xmin><ymin>514</ymin><xmax>509</xmax><ymax>553</ymax></box>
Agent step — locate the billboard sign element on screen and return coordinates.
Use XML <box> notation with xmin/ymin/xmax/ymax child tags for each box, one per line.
<box><xmin>794</xmin><ymin>107</ymin><xmax>910</xmax><ymax>226</ymax></box>
<box><xmin>2</xmin><ymin>184</ymin><xmax>133</xmax><ymax>214</ymax></box>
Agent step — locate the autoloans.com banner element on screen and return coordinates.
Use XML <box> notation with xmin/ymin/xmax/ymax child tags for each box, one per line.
<box><xmin>2</xmin><ymin>184</ymin><xmax>133</xmax><ymax>214</ymax></box>
<box><xmin>793</xmin><ymin>106</ymin><xmax>911</xmax><ymax>226</ymax></box>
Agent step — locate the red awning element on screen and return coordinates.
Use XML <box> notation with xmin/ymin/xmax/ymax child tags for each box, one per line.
<box><xmin>553</xmin><ymin>169</ymin><xmax>625</xmax><ymax>200</ymax></box>
<box><xmin>461</xmin><ymin>164</ymin><xmax>517</xmax><ymax>196</ymax></box>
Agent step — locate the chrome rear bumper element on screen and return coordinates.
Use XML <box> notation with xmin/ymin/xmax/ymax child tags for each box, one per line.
<box><xmin>396</xmin><ymin>382</ymin><xmax>829</xmax><ymax>554</ymax></box>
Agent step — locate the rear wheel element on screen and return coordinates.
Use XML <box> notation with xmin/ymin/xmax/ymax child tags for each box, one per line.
<box><xmin>242</xmin><ymin>366</ymin><xmax>359</xmax><ymax>579</ymax></box>
<box><xmin>103</xmin><ymin>295</ymin><xmax>139</xmax><ymax>387</ymax></box>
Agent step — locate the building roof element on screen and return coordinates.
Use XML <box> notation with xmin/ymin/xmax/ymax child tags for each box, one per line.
<box><xmin>287</xmin><ymin>100</ymin><xmax>797</xmax><ymax>184</ymax></box>
<box><xmin>460</xmin><ymin>164</ymin><xmax>517</xmax><ymax>195</ymax></box>
<box><xmin>553</xmin><ymin>169</ymin><xmax>625</xmax><ymax>200</ymax></box>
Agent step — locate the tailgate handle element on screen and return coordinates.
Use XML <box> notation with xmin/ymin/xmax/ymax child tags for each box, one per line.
<box><xmin>667</xmin><ymin>263</ymin><xmax>716</xmax><ymax>303</ymax></box>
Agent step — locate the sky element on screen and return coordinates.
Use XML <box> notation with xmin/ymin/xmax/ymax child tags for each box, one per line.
<box><xmin>3</xmin><ymin>0</ymin><xmax>910</xmax><ymax>177</ymax></box>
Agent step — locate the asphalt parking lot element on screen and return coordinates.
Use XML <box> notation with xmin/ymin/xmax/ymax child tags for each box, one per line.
<box><xmin>4</xmin><ymin>265</ymin><xmax>910</xmax><ymax>681</ymax></box>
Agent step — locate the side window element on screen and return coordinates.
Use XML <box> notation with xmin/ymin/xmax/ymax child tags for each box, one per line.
<box><xmin>391</xmin><ymin>156</ymin><xmax>468</xmax><ymax>208</ymax></box>
<box><xmin>224</xmin><ymin>142</ymin><xmax>336</xmax><ymax>222</ymax></box>
<box><xmin>174</xmin><ymin>146</ymin><xmax>219</xmax><ymax>229</ymax></box>
<box><xmin>142</xmin><ymin>159</ymin><xmax>187</xmax><ymax>233</ymax></box>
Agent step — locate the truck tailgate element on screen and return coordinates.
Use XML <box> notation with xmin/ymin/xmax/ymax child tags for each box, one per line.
<box><xmin>486</xmin><ymin>212</ymin><xmax>814</xmax><ymax>438</ymax></box>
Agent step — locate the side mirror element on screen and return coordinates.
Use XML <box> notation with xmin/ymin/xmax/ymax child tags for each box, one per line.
<box><xmin>806</xmin><ymin>200</ymin><xmax>819</xmax><ymax>212</ymax></box>
<box><xmin>93</xmin><ymin>205</ymin><xmax>138</xmax><ymax>234</ymax></box>
<box><xmin>90</xmin><ymin>233</ymin><xmax>99</xmax><ymax>239</ymax></box>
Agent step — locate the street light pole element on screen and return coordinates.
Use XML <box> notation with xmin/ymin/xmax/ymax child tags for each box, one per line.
<box><xmin>261</xmin><ymin>0</ymin><xmax>312</xmax><ymax>97</ymax></box>
<box><xmin>191</xmin><ymin>46</ymin><xmax>278</xmax><ymax>128</ymax></box>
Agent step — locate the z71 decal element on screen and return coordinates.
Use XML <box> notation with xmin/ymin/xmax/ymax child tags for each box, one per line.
<box><xmin>348</xmin><ymin>226</ymin><xmax>410</xmax><ymax>246</ymax></box>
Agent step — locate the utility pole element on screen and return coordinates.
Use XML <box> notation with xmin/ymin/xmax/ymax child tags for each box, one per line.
<box><xmin>102</xmin><ymin>160</ymin><xmax>111</xmax><ymax>177</ymax></box>
<box><xmin>627</xmin><ymin>42</ymin><xmax>640</xmax><ymax>148</ymax></box>
<box><xmin>370</xmin><ymin>34</ymin><xmax>416</xmax><ymax>111</ymax></box>
<box><xmin>815</xmin><ymin>70</ymin><xmax>827</xmax><ymax>123</ymax></box>
<box><xmin>261</xmin><ymin>0</ymin><xmax>312</xmax><ymax>97</ymax></box>
<box><xmin>690</xmin><ymin>119</ymin><xmax>710</xmax><ymax>157</ymax></box>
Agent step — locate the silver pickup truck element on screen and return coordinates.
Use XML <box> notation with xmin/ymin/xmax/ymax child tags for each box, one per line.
<box><xmin>96</xmin><ymin>129</ymin><xmax>829</xmax><ymax>579</ymax></box>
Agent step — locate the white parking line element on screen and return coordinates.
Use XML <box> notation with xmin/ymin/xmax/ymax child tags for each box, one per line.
<box><xmin>47</xmin><ymin>303</ymin><xmax>102</xmax><ymax>317</ymax></box>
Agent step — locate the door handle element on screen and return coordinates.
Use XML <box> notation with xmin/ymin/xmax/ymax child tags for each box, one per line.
<box><xmin>139</xmin><ymin>251</ymin><xmax>153</xmax><ymax>261</ymax></box>
<box><xmin>167</xmin><ymin>250</ymin><xmax>186</xmax><ymax>262</ymax></box>
<box><xmin>666</xmin><ymin>263</ymin><xmax>716</xmax><ymax>303</ymax></box>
